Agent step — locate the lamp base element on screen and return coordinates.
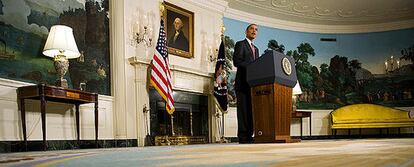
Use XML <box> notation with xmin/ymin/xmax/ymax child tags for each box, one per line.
<box><xmin>56</xmin><ymin>78</ymin><xmax>68</xmax><ymax>88</ymax></box>
<box><xmin>53</xmin><ymin>54</ymin><xmax>69</xmax><ymax>88</ymax></box>
<box><xmin>292</xmin><ymin>96</ymin><xmax>298</xmax><ymax>112</ymax></box>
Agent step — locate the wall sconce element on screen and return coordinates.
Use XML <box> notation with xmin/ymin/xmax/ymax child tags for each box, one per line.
<box><xmin>208</xmin><ymin>25</ymin><xmax>226</xmax><ymax>62</ymax></box>
<box><xmin>208</xmin><ymin>43</ymin><xmax>219</xmax><ymax>62</ymax></box>
<box><xmin>131</xmin><ymin>11</ymin><xmax>153</xmax><ymax>48</ymax></box>
<box><xmin>43</xmin><ymin>25</ymin><xmax>80</xmax><ymax>88</ymax></box>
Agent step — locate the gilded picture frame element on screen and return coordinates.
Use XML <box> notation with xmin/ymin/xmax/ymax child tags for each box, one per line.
<box><xmin>163</xmin><ymin>2</ymin><xmax>194</xmax><ymax>58</ymax></box>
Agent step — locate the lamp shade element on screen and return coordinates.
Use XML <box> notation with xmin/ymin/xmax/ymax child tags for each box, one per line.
<box><xmin>43</xmin><ymin>25</ymin><xmax>80</xmax><ymax>59</ymax></box>
<box><xmin>293</xmin><ymin>81</ymin><xmax>303</xmax><ymax>95</ymax></box>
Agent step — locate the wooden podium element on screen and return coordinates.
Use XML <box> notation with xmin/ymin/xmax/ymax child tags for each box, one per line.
<box><xmin>247</xmin><ymin>50</ymin><xmax>299</xmax><ymax>143</ymax></box>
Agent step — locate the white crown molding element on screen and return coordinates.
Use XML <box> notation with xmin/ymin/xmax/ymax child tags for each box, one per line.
<box><xmin>164</xmin><ymin>0</ymin><xmax>228</xmax><ymax>15</ymax></box>
<box><xmin>225</xmin><ymin>8</ymin><xmax>414</xmax><ymax>34</ymax></box>
<box><xmin>234</xmin><ymin>0</ymin><xmax>414</xmax><ymax>23</ymax></box>
<box><xmin>187</xmin><ymin>0</ymin><xmax>228</xmax><ymax>15</ymax></box>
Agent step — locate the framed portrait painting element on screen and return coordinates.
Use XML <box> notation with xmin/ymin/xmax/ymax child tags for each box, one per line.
<box><xmin>163</xmin><ymin>2</ymin><xmax>194</xmax><ymax>58</ymax></box>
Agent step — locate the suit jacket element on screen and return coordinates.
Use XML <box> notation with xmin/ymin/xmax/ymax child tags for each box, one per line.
<box><xmin>168</xmin><ymin>30</ymin><xmax>189</xmax><ymax>52</ymax></box>
<box><xmin>232</xmin><ymin>39</ymin><xmax>259</xmax><ymax>92</ymax></box>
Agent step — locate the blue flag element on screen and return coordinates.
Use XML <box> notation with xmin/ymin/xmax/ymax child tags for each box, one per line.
<box><xmin>214</xmin><ymin>40</ymin><xmax>228</xmax><ymax>111</ymax></box>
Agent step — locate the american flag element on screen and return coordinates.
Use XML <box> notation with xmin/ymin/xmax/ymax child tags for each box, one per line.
<box><xmin>150</xmin><ymin>19</ymin><xmax>175</xmax><ymax>115</ymax></box>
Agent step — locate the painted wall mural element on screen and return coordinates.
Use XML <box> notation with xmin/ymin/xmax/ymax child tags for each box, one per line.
<box><xmin>224</xmin><ymin>17</ymin><xmax>414</xmax><ymax>109</ymax></box>
<box><xmin>0</xmin><ymin>0</ymin><xmax>110</xmax><ymax>95</ymax></box>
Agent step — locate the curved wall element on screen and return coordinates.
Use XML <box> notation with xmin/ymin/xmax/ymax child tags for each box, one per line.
<box><xmin>223</xmin><ymin>17</ymin><xmax>414</xmax><ymax>109</ymax></box>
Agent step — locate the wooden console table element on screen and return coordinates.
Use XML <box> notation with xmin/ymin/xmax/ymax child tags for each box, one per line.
<box><xmin>17</xmin><ymin>84</ymin><xmax>98</xmax><ymax>151</ymax></box>
<box><xmin>292</xmin><ymin>110</ymin><xmax>312</xmax><ymax>137</ymax></box>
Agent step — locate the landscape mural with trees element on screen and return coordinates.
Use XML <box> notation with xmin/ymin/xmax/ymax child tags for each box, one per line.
<box><xmin>0</xmin><ymin>0</ymin><xmax>110</xmax><ymax>95</ymax></box>
<box><xmin>224</xmin><ymin>18</ymin><xmax>414</xmax><ymax>109</ymax></box>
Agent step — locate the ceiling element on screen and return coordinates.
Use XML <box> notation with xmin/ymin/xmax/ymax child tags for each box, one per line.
<box><xmin>225</xmin><ymin>0</ymin><xmax>414</xmax><ymax>26</ymax></box>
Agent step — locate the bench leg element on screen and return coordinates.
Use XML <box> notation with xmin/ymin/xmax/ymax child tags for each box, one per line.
<box><xmin>359</xmin><ymin>128</ymin><xmax>362</xmax><ymax>138</ymax></box>
<box><xmin>348</xmin><ymin>129</ymin><xmax>351</xmax><ymax>136</ymax></box>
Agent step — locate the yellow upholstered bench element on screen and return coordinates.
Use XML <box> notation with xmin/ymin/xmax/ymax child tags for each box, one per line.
<box><xmin>330</xmin><ymin>104</ymin><xmax>414</xmax><ymax>135</ymax></box>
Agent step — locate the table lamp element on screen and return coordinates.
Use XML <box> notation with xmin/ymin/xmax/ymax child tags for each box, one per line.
<box><xmin>292</xmin><ymin>81</ymin><xmax>303</xmax><ymax>111</ymax></box>
<box><xmin>43</xmin><ymin>25</ymin><xmax>80</xmax><ymax>88</ymax></box>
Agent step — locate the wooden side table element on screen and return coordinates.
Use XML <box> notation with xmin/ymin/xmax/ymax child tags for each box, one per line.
<box><xmin>17</xmin><ymin>84</ymin><xmax>99</xmax><ymax>151</ymax></box>
<box><xmin>292</xmin><ymin>110</ymin><xmax>312</xmax><ymax>137</ymax></box>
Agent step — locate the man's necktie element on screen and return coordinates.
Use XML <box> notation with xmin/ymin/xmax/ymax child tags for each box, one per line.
<box><xmin>250</xmin><ymin>43</ymin><xmax>256</xmax><ymax>59</ymax></box>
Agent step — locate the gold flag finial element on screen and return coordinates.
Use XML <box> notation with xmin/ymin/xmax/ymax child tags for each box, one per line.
<box><xmin>221</xmin><ymin>25</ymin><xmax>226</xmax><ymax>35</ymax></box>
<box><xmin>160</xmin><ymin>3</ymin><xmax>165</xmax><ymax>16</ymax></box>
<box><xmin>220</xmin><ymin>24</ymin><xmax>226</xmax><ymax>38</ymax></box>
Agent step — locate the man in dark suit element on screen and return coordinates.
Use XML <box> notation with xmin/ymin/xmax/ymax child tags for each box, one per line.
<box><xmin>168</xmin><ymin>17</ymin><xmax>189</xmax><ymax>52</ymax></box>
<box><xmin>232</xmin><ymin>24</ymin><xmax>259</xmax><ymax>144</ymax></box>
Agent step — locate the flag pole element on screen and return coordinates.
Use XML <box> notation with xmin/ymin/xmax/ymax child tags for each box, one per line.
<box><xmin>221</xmin><ymin>109</ymin><xmax>225</xmax><ymax>142</ymax></box>
<box><xmin>170</xmin><ymin>114</ymin><xmax>175</xmax><ymax>136</ymax></box>
<box><xmin>221</xmin><ymin>24</ymin><xmax>225</xmax><ymax>47</ymax></box>
<box><xmin>220</xmin><ymin>24</ymin><xmax>228</xmax><ymax>143</ymax></box>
